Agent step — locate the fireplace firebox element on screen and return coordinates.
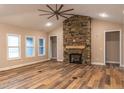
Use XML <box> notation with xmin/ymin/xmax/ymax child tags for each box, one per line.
<box><xmin>69</xmin><ymin>53</ymin><xmax>82</xmax><ymax>64</ymax></box>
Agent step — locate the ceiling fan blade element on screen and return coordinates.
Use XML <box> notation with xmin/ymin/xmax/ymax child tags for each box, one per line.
<box><xmin>48</xmin><ymin>14</ymin><xmax>55</xmax><ymax>19</ymax></box>
<box><xmin>46</xmin><ymin>4</ymin><xmax>55</xmax><ymax>12</ymax></box>
<box><xmin>56</xmin><ymin>4</ymin><xmax>57</xmax><ymax>11</ymax></box>
<box><xmin>57</xmin><ymin>4</ymin><xmax>64</xmax><ymax>12</ymax></box>
<box><xmin>60</xmin><ymin>9</ymin><xmax>74</xmax><ymax>13</ymax></box>
<box><xmin>56</xmin><ymin>14</ymin><xmax>59</xmax><ymax>20</ymax></box>
<box><xmin>39</xmin><ymin>14</ymin><xmax>52</xmax><ymax>16</ymax></box>
<box><xmin>38</xmin><ymin>9</ymin><xmax>52</xmax><ymax>13</ymax></box>
<box><xmin>61</xmin><ymin>13</ymin><xmax>75</xmax><ymax>16</ymax></box>
<box><xmin>59</xmin><ymin>14</ymin><xmax>68</xmax><ymax>19</ymax></box>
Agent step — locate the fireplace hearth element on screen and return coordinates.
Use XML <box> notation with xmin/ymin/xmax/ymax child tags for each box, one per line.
<box><xmin>70</xmin><ymin>53</ymin><xmax>82</xmax><ymax>64</ymax></box>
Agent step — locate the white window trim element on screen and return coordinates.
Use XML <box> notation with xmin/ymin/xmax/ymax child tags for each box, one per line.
<box><xmin>7</xmin><ymin>34</ymin><xmax>21</xmax><ymax>60</ymax></box>
<box><xmin>38</xmin><ymin>37</ymin><xmax>45</xmax><ymax>56</ymax></box>
<box><xmin>25</xmin><ymin>36</ymin><xmax>35</xmax><ymax>57</ymax></box>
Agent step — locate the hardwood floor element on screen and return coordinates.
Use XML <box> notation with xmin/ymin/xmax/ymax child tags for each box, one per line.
<box><xmin>0</xmin><ymin>60</ymin><xmax>124</xmax><ymax>89</ymax></box>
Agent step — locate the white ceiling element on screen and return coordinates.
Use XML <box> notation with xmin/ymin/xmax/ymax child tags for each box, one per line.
<box><xmin>0</xmin><ymin>4</ymin><xmax>123</xmax><ymax>31</ymax></box>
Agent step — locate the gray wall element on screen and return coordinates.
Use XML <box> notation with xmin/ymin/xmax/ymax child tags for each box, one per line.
<box><xmin>50</xmin><ymin>36</ymin><xmax>57</xmax><ymax>59</ymax></box>
<box><xmin>106</xmin><ymin>31</ymin><xmax>120</xmax><ymax>63</ymax></box>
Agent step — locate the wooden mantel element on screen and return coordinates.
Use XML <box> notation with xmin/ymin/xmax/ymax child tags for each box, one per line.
<box><xmin>65</xmin><ymin>45</ymin><xmax>85</xmax><ymax>49</ymax></box>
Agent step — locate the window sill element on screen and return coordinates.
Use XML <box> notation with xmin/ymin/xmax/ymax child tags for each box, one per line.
<box><xmin>38</xmin><ymin>54</ymin><xmax>45</xmax><ymax>57</ymax></box>
<box><xmin>26</xmin><ymin>56</ymin><xmax>35</xmax><ymax>58</ymax></box>
<box><xmin>8</xmin><ymin>58</ymin><xmax>21</xmax><ymax>61</ymax></box>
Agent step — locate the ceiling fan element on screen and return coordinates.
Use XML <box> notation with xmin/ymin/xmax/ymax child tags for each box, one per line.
<box><xmin>38</xmin><ymin>4</ymin><xmax>75</xmax><ymax>20</ymax></box>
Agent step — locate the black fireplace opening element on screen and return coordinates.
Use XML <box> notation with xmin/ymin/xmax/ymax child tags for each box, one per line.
<box><xmin>69</xmin><ymin>53</ymin><xmax>82</xmax><ymax>64</ymax></box>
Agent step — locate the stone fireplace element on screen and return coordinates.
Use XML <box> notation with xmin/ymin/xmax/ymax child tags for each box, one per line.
<box><xmin>63</xmin><ymin>15</ymin><xmax>91</xmax><ymax>64</ymax></box>
<box><xmin>70</xmin><ymin>53</ymin><xmax>82</xmax><ymax>64</ymax></box>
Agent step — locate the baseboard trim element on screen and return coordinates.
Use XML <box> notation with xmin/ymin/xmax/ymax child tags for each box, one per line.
<box><xmin>0</xmin><ymin>59</ymin><xmax>49</xmax><ymax>71</ymax></box>
<box><xmin>92</xmin><ymin>62</ymin><xmax>105</xmax><ymax>65</ymax></box>
<box><xmin>57</xmin><ymin>59</ymin><xmax>63</xmax><ymax>62</ymax></box>
<box><xmin>106</xmin><ymin>61</ymin><xmax>120</xmax><ymax>64</ymax></box>
<box><xmin>120</xmin><ymin>65</ymin><xmax>124</xmax><ymax>67</ymax></box>
<box><xmin>51</xmin><ymin>57</ymin><xmax>57</xmax><ymax>59</ymax></box>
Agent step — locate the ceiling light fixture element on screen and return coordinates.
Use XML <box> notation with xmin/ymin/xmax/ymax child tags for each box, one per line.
<box><xmin>99</xmin><ymin>13</ymin><xmax>108</xmax><ymax>18</ymax></box>
<box><xmin>45</xmin><ymin>22</ymin><xmax>52</xmax><ymax>27</ymax></box>
<box><xmin>123</xmin><ymin>10</ymin><xmax>124</xmax><ymax>14</ymax></box>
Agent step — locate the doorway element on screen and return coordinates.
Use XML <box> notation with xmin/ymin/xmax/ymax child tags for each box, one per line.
<box><xmin>104</xmin><ymin>30</ymin><xmax>121</xmax><ymax>66</ymax></box>
<box><xmin>50</xmin><ymin>36</ymin><xmax>57</xmax><ymax>60</ymax></box>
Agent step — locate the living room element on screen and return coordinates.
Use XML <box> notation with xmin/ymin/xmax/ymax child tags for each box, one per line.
<box><xmin>0</xmin><ymin>4</ymin><xmax>123</xmax><ymax>89</ymax></box>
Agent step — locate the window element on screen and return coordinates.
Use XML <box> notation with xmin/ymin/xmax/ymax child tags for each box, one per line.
<box><xmin>38</xmin><ymin>38</ymin><xmax>45</xmax><ymax>56</ymax></box>
<box><xmin>26</xmin><ymin>36</ymin><xmax>35</xmax><ymax>57</ymax></box>
<box><xmin>7</xmin><ymin>34</ymin><xmax>21</xmax><ymax>60</ymax></box>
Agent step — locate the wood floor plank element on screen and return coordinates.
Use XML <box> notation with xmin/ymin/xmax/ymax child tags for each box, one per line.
<box><xmin>0</xmin><ymin>61</ymin><xmax>123</xmax><ymax>89</ymax></box>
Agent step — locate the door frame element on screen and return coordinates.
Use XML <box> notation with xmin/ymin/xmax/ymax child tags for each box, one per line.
<box><xmin>49</xmin><ymin>36</ymin><xmax>57</xmax><ymax>60</ymax></box>
<box><xmin>104</xmin><ymin>30</ymin><xmax>122</xmax><ymax>67</ymax></box>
